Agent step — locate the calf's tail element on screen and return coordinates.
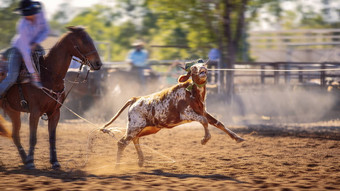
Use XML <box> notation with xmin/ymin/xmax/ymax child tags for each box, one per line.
<box><xmin>0</xmin><ymin>115</ymin><xmax>11</xmax><ymax>138</ymax></box>
<box><xmin>101</xmin><ymin>97</ymin><xmax>138</xmax><ymax>130</ymax></box>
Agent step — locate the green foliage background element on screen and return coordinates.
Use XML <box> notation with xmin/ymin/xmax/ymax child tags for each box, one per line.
<box><xmin>0</xmin><ymin>0</ymin><xmax>20</xmax><ymax>50</ymax></box>
<box><xmin>0</xmin><ymin>0</ymin><xmax>338</xmax><ymax>61</ymax></box>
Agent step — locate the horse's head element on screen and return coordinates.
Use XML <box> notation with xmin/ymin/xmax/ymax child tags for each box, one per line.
<box><xmin>66</xmin><ymin>26</ymin><xmax>102</xmax><ymax>70</ymax></box>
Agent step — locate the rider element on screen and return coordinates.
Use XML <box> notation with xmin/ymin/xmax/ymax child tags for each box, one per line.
<box><xmin>126</xmin><ymin>40</ymin><xmax>150</xmax><ymax>89</ymax></box>
<box><xmin>0</xmin><ymin>0</ymin><xmax>49</xmax><ymax>97</ymax></box>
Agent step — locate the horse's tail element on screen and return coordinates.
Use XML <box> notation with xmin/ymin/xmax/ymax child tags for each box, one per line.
<box><xmin>101</xmin><ymin>97</ymin><xmax>138</xmax><ymax>130</ymax></box>
<box><xmin>0</xmin><ymin>115</ymin><xmax>11</xmax><ymax>138</ymax></box>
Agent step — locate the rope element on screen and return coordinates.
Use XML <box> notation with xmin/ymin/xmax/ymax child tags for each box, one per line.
<box><xmin>41</xmin><ymin>88</ymin><xmax>175</xmax><ymax>170</ymax></box>
<box><xmin>208</xmin><ymin>67</ymin><xmax>340</xmax><ymax>72</ymax></box>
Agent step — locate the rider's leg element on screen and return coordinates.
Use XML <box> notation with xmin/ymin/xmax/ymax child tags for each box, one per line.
<box><xmin>28</xmin><ymin>57</ymin><xmax>42</xmax><ymax>89</ymax></box>
<box><xmin>24</xmin><ymin>48</ymin><xmax>43</xmax><ymax>89</ymax></box>
<box><xmin>30</xmin><ymin>72</ymin><xmax>42</xmax><ymax>89</ymax></box>
<box><xmin>0</xmin><ymin>48</ymin><xmax>21</xmax><ymax>96</ymax></box>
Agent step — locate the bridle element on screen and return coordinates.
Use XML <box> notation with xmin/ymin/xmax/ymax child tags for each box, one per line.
<box><xmin>72</xmin><ymin>42</ymin><xmax>98</xmax><ymax>70</ymax></box>
<box><xmin>63</xmin><ymin>40</ymin><xmax>99</xmax><ymax>99</ymax></box>
<box><xmin>41</xmin><ymin>37</ymin><xmax>99</xmax><ymax>117</ymax></box>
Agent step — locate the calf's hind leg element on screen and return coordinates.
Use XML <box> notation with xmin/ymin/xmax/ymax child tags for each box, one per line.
<box><xmin>133</xmin><ymin>126</ymin><xmax>161</xmax><ymax>167</ymax></box>
<box><xmin>133</xmin><ymin>138</ymin><xmax>144</xmax><ymax>167</ymax></box>
<box><xmin>116</xmin><ymin>135</ymin><xmax>133</xmax><ymax>168</ymax></box>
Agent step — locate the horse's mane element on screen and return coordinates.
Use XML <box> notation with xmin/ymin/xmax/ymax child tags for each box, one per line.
<box><xmin>44</xmin><ymin>27</ymin><xmax>86</xmax><ymax>59</ymax></box>
<box><xmin>44</xmin><ymin>32</ymin><xmax>71</xmax><ymax>58</ymax></box>
<box><xmin>41</xmin><ymin>27</ymin><xmax>86</xmax><ymax>69</ymax></box>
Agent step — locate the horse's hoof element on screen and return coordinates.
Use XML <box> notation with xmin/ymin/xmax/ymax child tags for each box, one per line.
<box><xmin>25</xmin><ymin>162</ymin><xmax>35</xmax><ymax>170</ymax></box>
<box><xmin>52</xmin><ymin>162</ymin><xmax>61</xmax><ymax>170</ymax></box>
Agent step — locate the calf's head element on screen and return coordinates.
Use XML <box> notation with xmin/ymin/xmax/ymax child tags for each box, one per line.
<box><xmin>178</xmin><ymin>59</ymin><xmax>208</xmax><ymax>85</ymax></box>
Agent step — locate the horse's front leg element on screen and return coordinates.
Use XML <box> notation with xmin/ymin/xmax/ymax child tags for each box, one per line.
<box><xmin>26</xmin><ymin>113</ymin><xmax>40</xmax><ymax>169</ymax></box>
<box><xmin>48</xmin><ymin>110</ymin><xmax>60</xmax><ymax>169</ymax></box>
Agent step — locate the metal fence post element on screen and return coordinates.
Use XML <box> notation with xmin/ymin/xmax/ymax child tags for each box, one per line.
<box><xmin>261</xmin><ymin>64</ymin><xmax>265</xmax><ymax>84</ymax></box>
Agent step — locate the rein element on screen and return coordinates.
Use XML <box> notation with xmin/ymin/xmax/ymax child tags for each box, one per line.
<box><xmin>42</xmin><ymin>87</ymin><xmax>65</xmax><ymax>104</ymax></box>
<box><xmin>40</xmin><ymin>39</ymin><xmax>95</xmax><ymax>103</ymax></box>
<box><xmin>39</xmin><ymin>43</ymin><xmax>95</xmax><ymax>117</ymax></box>
<box><xmin>40</xmin><ymin>62</ymin><xmax>83</xmax><ymax>119</ymax></box>
<box><xmin>73</xmin><ymin>43</ymin><xmax>97</xmax><ymax>70</ymax></box>
<box><xmin>65</xmin><ymin>57</ymin><xmax>90</xmax><ymax>84</ymax></box>
<box><xmin>64</xmin><ymin>63</ymin><xmax>90</xmax><ymax>99</ymax></box>
<box><xmin>38</xmin><ymin>34</ymin><xmax>98</xmax><ymax>118</ymax></box>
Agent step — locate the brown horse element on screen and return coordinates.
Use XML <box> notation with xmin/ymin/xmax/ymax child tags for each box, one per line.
<box><xmin>0</xmin><ymin>26</ymin><xmax>102</xmax><ymax>169</ymax></box>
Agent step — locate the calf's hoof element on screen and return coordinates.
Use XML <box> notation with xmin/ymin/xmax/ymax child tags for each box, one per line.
<box><xmin>100</xmin><ymin>127</ymin><xmax>107</xmax><ymax>133</ymax></box>
<box><xmin>201</xmin><ymin>135</ymin><xmax>211</xmax><ymax>145</ymax></box>
<box><xmin>51</xmin><ymin>161</ymin><xmax>61</xmax><ymax>170</ymax></box>
<box><xmin>235</xmin><ymin>136</ymin><xmax>245</xmax><ymax>143</ymax></box>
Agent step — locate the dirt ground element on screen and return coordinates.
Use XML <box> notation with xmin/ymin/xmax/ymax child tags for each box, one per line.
<box><xmin>0</xmin><ymin>118</ymin><xmax>339</xmax><ymax>191</ymax></box>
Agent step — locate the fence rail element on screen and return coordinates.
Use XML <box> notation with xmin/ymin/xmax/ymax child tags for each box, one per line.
<box><xmin>102</xmin><ymin>60</ymin><xmax>340</xmax><ymax>91</ymax></box>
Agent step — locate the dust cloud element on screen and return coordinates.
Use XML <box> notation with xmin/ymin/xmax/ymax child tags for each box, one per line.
<box><xmin>81</xmin><ymin>73</ymin><xmax>166</xmax><ymax>124</ymax></box>
<box><xmin>206</xmin><ymin>85</ymin><xmax>339</xmax><ymax>125</ymax></box>
<box><xmin>62</xmin><ymin>72</ymin><xmax>339</xmax><ymax>126</ymax></box>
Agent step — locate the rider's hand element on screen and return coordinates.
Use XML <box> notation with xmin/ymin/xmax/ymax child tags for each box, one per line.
<box><xmin>31</xmin><ymin>43</ymin><xmax>38</xmax><ymax>51</ymax></box>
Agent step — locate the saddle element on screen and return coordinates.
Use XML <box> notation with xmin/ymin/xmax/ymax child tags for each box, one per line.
<box><xmin>0</xmin><ymin>46</ymin><xmax>45</xmax><ymax>84</ymax></box>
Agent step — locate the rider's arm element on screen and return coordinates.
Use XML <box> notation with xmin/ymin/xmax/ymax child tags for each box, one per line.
<box><xmin>30</xmin><ymin>11</ymin><xmax>50</xmax><ymax>46</ymax></box>
<box><xmin>15</xmin><ymin>20</ymin><xmax>35</xmax><ymax>74</ymax></box>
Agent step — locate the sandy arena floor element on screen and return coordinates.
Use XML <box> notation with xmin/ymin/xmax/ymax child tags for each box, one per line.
<box><xmin>0</xmin><ymin>118</ymin><xmax>339</xmax><ymax>191</ymax></box>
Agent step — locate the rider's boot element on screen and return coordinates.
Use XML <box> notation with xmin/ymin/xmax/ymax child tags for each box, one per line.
<box><xmin>31</xmin><ymin>72</ymin><xmax>43</xmax><ymax>89</ymax></box>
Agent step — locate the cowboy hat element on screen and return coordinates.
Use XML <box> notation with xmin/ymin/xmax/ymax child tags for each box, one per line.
<box><xmin>132</xmin><ymin>40</ymin><xmax>145</xmax><ymax>47</ymax></box>
<box><xmin>15</xmin><ymin>0</ymin><xmax>41</xmax><ymax>16</ymax></box>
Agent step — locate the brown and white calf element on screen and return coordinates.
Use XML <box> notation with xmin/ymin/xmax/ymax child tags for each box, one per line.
<box><xmin>101</xmin><ymin>60</ymin><xmax>244</xmax><ymax>167</ymax></box>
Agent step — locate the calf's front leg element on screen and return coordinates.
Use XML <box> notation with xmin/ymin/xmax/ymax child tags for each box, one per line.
<box><xmin>182</xmin><ymin>108</ymin><xmax>211</xmax><ymax>145</ymax></box>
<box><xmin>205</xmin><ymin>112</ymin><xmax>244</xmax><ymax>143</ymax></box>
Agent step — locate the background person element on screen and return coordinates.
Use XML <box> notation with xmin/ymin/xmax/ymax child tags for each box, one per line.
<box><xmin>166</xmin><ymin>60</ymin><xmax>184</xmax><ymax>86</ymax></box>
<box><xmin>207</xmin><ymin>47</ymin><xmax>221</xmax><ymax>84</ymax></box>
<box><xmin>126</xmin><ymin>40</ymin><xmax>150</xmax><ymax>89</ymax></box>
<box><xmin>0</xmin><ymin>0</ymin><xmax>49</xmax><ymax>97</ymax></box>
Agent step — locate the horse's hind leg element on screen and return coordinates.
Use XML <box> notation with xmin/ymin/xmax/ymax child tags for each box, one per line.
<box><xmin>48</xmin><ymin>110</ymin><xmax>61</xmax><ymax>169</ymax></box>
<box><xmin>7</xmin><ymin>110</ymin><xmax>27</xmax><ymax>165</ymax></box>
<box><xmin>25</xmin><ymin>113</ymin><xmax>40</xmax><ymax>169</ymax></box>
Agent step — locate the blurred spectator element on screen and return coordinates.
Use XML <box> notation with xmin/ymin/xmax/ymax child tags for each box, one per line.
<box><xmin>207</xmin><ymin>47</ymin><xmax>221</xmax><ymax>84</ymax></box>
<box><xmin>126</xmin><ymin>40</ymin><xmax>150</xmax><ymax>88</ymax></box>
<box><xmin>166</xmin><ymin>60</ymin><xmax>184</xmax><ymax>85</ymax></box>
<box><xmin>208</xmin><ymin>48</ymin><xmax>221</xmax><ymax>61</ymax></box>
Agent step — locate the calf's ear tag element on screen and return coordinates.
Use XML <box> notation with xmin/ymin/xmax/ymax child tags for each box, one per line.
<box><xmin>186</xmin><ymin>84</ymin><xmax>193</xmax><ymax>92</ymax></box>
<box><xmin>197</xmin><ymin>59</ymin><xmax>204</xmax><ymax>64</ymax></box>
